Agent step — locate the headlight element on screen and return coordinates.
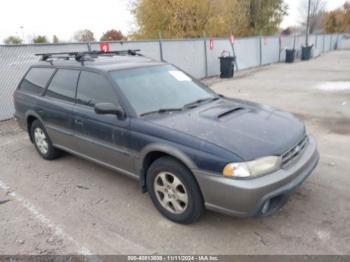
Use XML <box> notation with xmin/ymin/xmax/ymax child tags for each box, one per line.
<box><xmin>223</xmin><ymin>156</ymin><xmax>282</xmax><ymax>178</ymax></box>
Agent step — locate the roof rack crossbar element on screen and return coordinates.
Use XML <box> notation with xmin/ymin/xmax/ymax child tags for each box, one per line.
<box><xmin>35</xmin><ymin>49</ymin><xmax>142</xmax><ymax>61</ymax></box>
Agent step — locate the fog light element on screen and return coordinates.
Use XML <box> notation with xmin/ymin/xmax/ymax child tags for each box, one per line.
<box><xmin>261</xmin><ymin>200</ymin><xmax>270</xmax><ymax>214</ymax></box>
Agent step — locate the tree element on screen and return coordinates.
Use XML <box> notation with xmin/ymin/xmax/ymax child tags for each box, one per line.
<box><xmin>321</xmin><ymin>3</ymin><xmax>350</xmax><ymax>33</ymax></box>
<box><xmin>100</xmin><ymin>29</ymin><xmax>125</xmax><ymax>41</ymax></box>
<box><xmin>32</xmin><ymin>35</ymin><xmax>48</xmax><ymax>44</ymax></box>
<box><xmin>131</xmin><ymin>0</ymin><xmax>211</xmax><ymax>39</ymax></box>
<box><xmin>246</xmin><ymin>0</ymin><xmax>287</xmax><ymax>35</ymax></box>
<box><xmin>74</xmin><ymin>29</ymin><xmax>95</xmax><ymax>42</ymax></box>
<box><xmin>4</xmin><ymin>36</ymin><xmax>23</xmax><ymax>44</ymax></box>
<box><xmin>344</xmin><ymin>2</ymin><xmax>350</xmax><ymax>31</ymax></box>
<box><xmin>322</xmin><ymin>11</ymin><xmax>341</xmax><ymax>33</ymax></box>
<box><xmin>300</xmin><ymin>0</ymin><xmax>326</xmax><ymax>33</ymax></box>
<box><xmin>52</xmin><ymin>35</ymin><xmax>59</xmax><ymax>43</ymax></box>
<box><xmin>206</xmin><ymin>0</ymin><xmax>249</xmax><ymax>37</ymax></box>
<box><xmin>130</xmin><ymin>0</ymin><xmax>287</xmax><ymax>39</ymax></box>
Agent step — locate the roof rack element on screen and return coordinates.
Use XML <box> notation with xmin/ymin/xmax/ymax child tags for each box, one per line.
<box><xmin>35</xmin><ymin>49</ymin><xmax>142</xmax><ymax>62</ymax></box>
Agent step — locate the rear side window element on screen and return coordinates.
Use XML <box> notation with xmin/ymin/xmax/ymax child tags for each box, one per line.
<box><xmin>19</xmin><ymin>67</ymin><xmax>55</xmax><ymax>94</ymax></box>
<box><xmin>46</xmin><ymin>69</ymin><xmax>80</xmax><ymax>103</ymax></box>
<box><xmin>76</xmin><ymin>71</ymin><xmax>117</xmax><ymax>107</ymax></box>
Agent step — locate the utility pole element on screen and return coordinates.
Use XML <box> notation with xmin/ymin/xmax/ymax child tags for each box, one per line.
<box><xmin>305</xmin><ymin>0</ymin><xmax>311</xmax><ymax>47</ymax></box>
<box><xmin>158</xmin><ymin>31</ymin><xmax>164</xmax><ymax>62</ymax></box>
<box><xmin>20</xmin><ymin>26</ymin><xmax>25</xmax><ymax>44</ymax></box>
<box><xmin>203</xmin><ymin>32</ymin><xmax>208</xmax><ymax>78</ymax></box>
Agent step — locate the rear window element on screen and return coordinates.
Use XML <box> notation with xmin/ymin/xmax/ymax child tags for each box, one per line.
<box><xmin>19</xmin><ymin>67</ymin><xmax>55</xmax><ymax>94</ymax></box>
<box><xmin>46</xmin><ymin>69</ymin><xmax>80</xmax><ymax>103</ymax></box>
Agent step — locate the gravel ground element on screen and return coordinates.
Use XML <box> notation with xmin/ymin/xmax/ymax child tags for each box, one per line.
<box><xmin>0</xmin><ymin>50</ymin><xmax>349</xmax><ymax>255</ymax></box>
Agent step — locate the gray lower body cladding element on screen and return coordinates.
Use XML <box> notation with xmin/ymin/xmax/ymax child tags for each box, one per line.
<box><xmin>192</xmin><ymin>136</ymin><xmax>319</xmax><ymax>217</ymax></box>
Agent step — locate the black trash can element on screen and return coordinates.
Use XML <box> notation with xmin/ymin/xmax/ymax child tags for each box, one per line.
<box><xmin>219</xmin><ymin>56</ymin><xmax>235</xmax><ymax>78</ymax></box>
<box><xmin>285</xmin><ymin>49</ymin><xmax>295</xmax><ymax>63</ymax></box>
<box><xmin>301</xmin><ymin>45</ymin><xmax>313</xmax><ymax>60</ymax></box>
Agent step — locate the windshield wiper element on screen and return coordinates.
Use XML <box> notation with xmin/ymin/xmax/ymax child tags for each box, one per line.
<box><xmin>140</xmin><ymin>108</ymin><xmax>183</xmax><ymax>117</ymax></box>
<box><xmin>140</xmin><ymin>96</ymin><xmax>220</xmax><ymax>116</ymax></box>
<box><xmin>184</xmin><ymin>96</ymin><xmax>220</xmax><ymax>109</ymax></box>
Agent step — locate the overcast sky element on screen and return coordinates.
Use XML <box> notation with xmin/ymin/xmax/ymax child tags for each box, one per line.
<box><xmin>281</xmin><ymin>0</ymin><xmax>347</xmax><ymax>28</ymax></box>
<box><xmin>0</xmin><ymin>0</ymin><xmax>347</xmax><ymax>43</ymax></box>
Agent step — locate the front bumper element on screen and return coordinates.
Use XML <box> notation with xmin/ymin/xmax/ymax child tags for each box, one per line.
<box><xmin>192</xmin><ymin>136</ymin><xmax>319</xmax><ymax>217</ymax></box>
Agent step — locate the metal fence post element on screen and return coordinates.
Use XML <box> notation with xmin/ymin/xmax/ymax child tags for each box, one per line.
<box><xmin>278</xmin><ymin>36</ymin><xmax>281</xmax><ymax>62</ymax></box>
<box><xmin>330</xmin><ymin>34</ymin><xmax>333</xmax><ymax>50</ymax></box>
<box><xmin>293</xmin><ymin>34</ymin><xmax>296</xmax><ymax>50</ymax></box>
<box><xmin>315</xmin><ymin>34</ymin><xmax>318</xmax><ymax>49</ymax></box>
<box><xmin>158</xmin><ymin>32</ymin><xmax>164</xmax><ymax>61</ymax></box>
<box><xmin>259</xmin><ymin>35</ymin><xmax>263</xmax><ymax>65</ymax></box>
<box><xmin>335</xmin><ymin>34</ymin><xmax>338</xmax><ymax>50</ymax></box>
<box><xmin>323</xmin><ymin>34</ymin><xmax>325</xmax><ymax>53</ymax></box>
<box><xmin>203</xmin><ymin>33</ymin><xmax>208</xmax><ymax>78</ymax></box>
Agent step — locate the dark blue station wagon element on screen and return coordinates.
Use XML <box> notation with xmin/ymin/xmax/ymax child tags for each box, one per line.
<box><xmin>14</xmin><ymin>50</ymin><xmax>319</xmax><ymax>223</ymax></box>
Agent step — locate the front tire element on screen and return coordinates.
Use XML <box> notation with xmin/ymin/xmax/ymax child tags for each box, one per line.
<box><xmin>30</xmin><ymin>120</ymin><xmax>61</xmax><ymax>160</ymax></box>
<box><xmin>147</xmin><ymin>157</ymin><xmax>204</xmax><ymax>224</ymax></box>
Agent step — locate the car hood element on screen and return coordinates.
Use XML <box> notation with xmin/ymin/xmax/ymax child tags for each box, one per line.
<box><xmin>147</xmin><ymin>98</ymin><xmax>306</xmax><ymax>160</ymax></box>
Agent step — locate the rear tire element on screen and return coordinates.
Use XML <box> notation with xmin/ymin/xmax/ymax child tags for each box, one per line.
<box><xmin>147</xmin><ymin>157</ymin><xmax>204</xmax><ymax>224</ymax></box>
<box><xmin>30</xmin><ymin>120</ymin><xmax>61</xmax><ymax>160</ymax></box>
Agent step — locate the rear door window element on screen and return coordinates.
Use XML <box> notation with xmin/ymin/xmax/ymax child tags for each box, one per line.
<box><xmin>19</xmin><ymin>67</ymin><xmax>55</xmax><ymax>94</ymax></box>
<box><xmin>46</xmin><ymin>69</ymin><xmax>80</xmax><ymax>103</ymax></box>
<box><xmin>76</xmin><ymin>71</ymin><xmax>117</xmax><ymax>107</ymax></box>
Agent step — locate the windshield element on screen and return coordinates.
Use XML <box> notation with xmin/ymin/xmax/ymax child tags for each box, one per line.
<box><xmin>110</xmin><ymin>65</ymin><xmax>216</xmax><ymax>116</ymax></box>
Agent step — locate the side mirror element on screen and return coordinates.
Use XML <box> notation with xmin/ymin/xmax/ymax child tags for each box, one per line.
<box><xmin>94</xmin><ymin>102</ymin><xmax>125</xmax><ymax>118</ymax></box>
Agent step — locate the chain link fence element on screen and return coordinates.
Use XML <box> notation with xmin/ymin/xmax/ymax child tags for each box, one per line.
<box><xmin>0</xmin><ymin>33</ymin><xmax>343</xmax><ymax>121</ymax></box>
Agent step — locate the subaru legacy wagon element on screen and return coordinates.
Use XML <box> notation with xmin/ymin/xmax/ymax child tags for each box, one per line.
<box><xmin>13</xmin><ymin>50</ymin><xmax>319</xmax><ymax>224</ymax></box>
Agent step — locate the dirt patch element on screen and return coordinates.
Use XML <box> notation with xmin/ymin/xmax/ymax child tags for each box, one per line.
<box><xmin>0</xmin><ymin>118</ymin><xmax>23</xmax><ymax>137</ymax></box>
<box><xmin>295</xmin><ymin>113</ymin><xmax>350</xmax><ymax>135</ymax></box>
<box><xmin>204</xmin><ymin>65</ymin><xmax>273</xmax><ymax>86</ymax></box>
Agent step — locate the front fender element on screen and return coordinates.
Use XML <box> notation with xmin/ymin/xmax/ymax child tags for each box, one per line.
<box><xmin>136</xmin><ymin>143</ymin><xmax>198</xmax><ymax>192</ymax></box>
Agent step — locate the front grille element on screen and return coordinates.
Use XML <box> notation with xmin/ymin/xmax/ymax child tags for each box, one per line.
<box><xmin>281</xmin><ymin>135</ymin><xmax>309</xmax><ymax>168</ymax></box>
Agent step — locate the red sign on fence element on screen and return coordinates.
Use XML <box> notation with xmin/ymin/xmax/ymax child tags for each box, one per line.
<box><xmin>230</xmin><ymin>34</ymin><xmax>235</xmax><ymax>44</ymax></box>
<box><xmin>209</xmin><ymin>37</ymin><xmax>214</xmax><ymax>50</ymax></box>
<box><xmin>263</xmin><ymin>37</ymin><xmax>268</xmax><ymax>46</ymax></box>
<box><xmin>99</xmin><ymin>42</ymin><xmax>110</xmax><ymax>53</ymax></box>
<box><xmin>279</xmin><ymin>35</ymin><xmax>283</xmax><ymax>44</ymax></box>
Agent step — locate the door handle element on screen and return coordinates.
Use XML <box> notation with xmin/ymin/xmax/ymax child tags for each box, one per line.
<box><xmin>74</xmin><ymin>119</ymin><xmax>84</xmax><ymax>126</ymax></box>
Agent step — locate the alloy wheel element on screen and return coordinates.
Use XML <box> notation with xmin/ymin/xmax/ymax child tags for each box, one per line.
<box><xmin>34</xmin><ymin>127</ymin><xmax>49</xmax><ymax>155</ymax></box>
<box><xmin>153</xmin><ymin>171</ymin><xmax>188</xmax><ymax>214</ymax></box>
